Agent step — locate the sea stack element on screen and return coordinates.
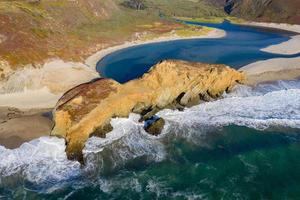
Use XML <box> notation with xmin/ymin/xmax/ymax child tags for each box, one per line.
<box><xmin>51</xmin><ymin>60</ymin><xmax>245</xmax><ymax>162</ymax></box>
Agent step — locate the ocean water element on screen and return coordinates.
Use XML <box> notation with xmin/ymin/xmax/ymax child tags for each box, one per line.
<box><xmin>1</xmin><ymin>22</ymin><xmax>300</xmax><ymax>199</ymax></box>
<box><xmin>0</xmin><ymin>79</ymin><xmax>300</xmax><ymax>199</ymax></box>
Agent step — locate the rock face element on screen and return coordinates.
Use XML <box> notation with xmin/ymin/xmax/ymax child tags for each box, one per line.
<box><xmin>51</xmin><ymin>60</ymin><xmax>245</xmax><ymax>162</ymax></box>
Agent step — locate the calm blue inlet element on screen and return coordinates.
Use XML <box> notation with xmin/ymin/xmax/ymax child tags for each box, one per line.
<box><xmin>96</xmin><ymin>20</ymin><xmax>300</xmax><ymax>83</ymax></box>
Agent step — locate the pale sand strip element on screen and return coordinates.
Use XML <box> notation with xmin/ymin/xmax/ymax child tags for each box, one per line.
<box><xmin>85</xmin><ymin>28</ymin><xmax>226</xmax><ymax>69</ymax></box>
<box><xmin>261</xmin><ymin>35</ymin><xmax>300</xmax><ymax>55</ymax></box>
<box><xmin>245</xmin><ymin>22</ymin><xmax>300</xmax><ymax>34</ymax></box>
<box><xmin>0</xmin><ymin>60</ymin><xmax>98</xmax><ymax>110</ymax></box>
<box><xmin>0</xmin><ymin>88</ymin><xmax>62</xmax><ymax>109</ymax></box>
<box><xmin>239</xmin><ymin>57</ymin><xmax>300</xmax><ymax>85</ymax></box>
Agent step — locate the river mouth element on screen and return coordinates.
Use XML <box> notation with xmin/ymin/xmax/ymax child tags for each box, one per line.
<box><xmin>1</xmin><ymin>22</ymin><xmax>300</xmax><ymax>199</ymax></box>
<box><xmin>96</xmin><ymin>21</ymin><xmax>300</xmax><ymax>83</ymax></box>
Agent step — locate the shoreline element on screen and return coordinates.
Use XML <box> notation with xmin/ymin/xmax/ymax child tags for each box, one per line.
<box><xmin>261</xmin><ymin>35</ymin><xmax>300</xmax><ymax>55</ymax></box>
<box><xmin>243</xmin><ymin>21</ymin><xmax>300</xmax><ymax>34</ymax></box>
<box><xmin>238</xmin><ymin>21</ymin><xmax>300</xmax><ymax>82</ymax></box>
<box><xmin>85</xmin><ymin>28</ymin><xmax>226</xmax><ymax>69</ymax></box>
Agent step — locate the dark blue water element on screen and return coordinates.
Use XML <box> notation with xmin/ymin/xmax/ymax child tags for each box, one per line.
<box><xmin>97</xmin><ymin>21</ymin><xmax>300</xmax><ymax>83</ymax></box>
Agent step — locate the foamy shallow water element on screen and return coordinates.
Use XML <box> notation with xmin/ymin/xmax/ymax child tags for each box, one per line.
<box><xmin>0</xmin><ymin>80</ymin><xmax>300</xmax><ymax>197</ymax></box>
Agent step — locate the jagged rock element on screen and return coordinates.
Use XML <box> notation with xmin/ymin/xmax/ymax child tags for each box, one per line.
<box><xmin>51</xmin><ymin>60</ymin><xmax>245</xmax><ymax>162</ymax></box>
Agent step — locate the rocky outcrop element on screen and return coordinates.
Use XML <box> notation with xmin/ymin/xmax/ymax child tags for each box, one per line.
<box><xmin>51</xmin><ymin>60</ymin><xmax>245</xmax><ymax>162</ymax></box>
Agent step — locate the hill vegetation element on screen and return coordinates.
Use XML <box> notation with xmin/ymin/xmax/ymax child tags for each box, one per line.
<box><xmin>0</xmin><ymin>0</ymin><xmax>298</xmax><ymax>72</ymax></box>
<box><xmin>0</xmin><ymin>0</ymin><xmax>225</xmax><ymax>70</ymax></box>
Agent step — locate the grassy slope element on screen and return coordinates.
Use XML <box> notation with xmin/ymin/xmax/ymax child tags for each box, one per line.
<box><xmin>146</xmin><ymin>0</ymin><xmax>225</xmax><ymax>18</ymax></box>
<box><xmin>224</xmin><ymin>0</ymin><xmax>300</xmax><ymax>24</ymax></box>
<box><xmin>0</xmin><ymin>0</ymin><xmax>226</xmax><ymax>71</ymax></box>
<box><xmin>0</xmin><ymin>0</ymin><xmax>298</xmax><ymax>71</ymax></box>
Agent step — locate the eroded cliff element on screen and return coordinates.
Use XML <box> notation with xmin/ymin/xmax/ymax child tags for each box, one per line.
<box><xmin>51</xmin><ymin>60</ymin><xmax>245</xmax><ymax>162</ymax></box>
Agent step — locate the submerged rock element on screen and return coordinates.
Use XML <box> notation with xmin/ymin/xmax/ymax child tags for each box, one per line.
<box><xmin>144</xmin><ymin>116</ymin><xmax>165</xmax><ymax>136</ymax></box>
<box><xmin>51</xmin><ymin>60</ymin><xmax>245</xmax><ymax>162</ymax></box>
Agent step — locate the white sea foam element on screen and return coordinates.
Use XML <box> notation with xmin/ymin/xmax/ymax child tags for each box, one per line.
<box><xmin>0</xmin><ymin>137</ymin><xmax>81</xmax><ymax>192</ymax></box>
<box><xmin>84</xmin><ymin>114</ymin><xmax>166</xmax><ymax>173</ymax></box>
<box><xmin>159</xmin><ymin>88</ymin><xmax>300</xmax><ymax>131</ymax></box>
<box><xmin>0</xmin><ymin>80</ymin><xmax>299</xmax><ymax>193</ymax></box>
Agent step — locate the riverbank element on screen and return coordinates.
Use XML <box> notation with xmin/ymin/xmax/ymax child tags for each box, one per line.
<box><xmin>261</xmin><ymin>35</ymin><xmax>300</xmax><ymax>55</ymax></box>
<box><xmin>238</xmin><ymin>21</ymin><xmax>300</xmax><ymax>84</ymax></box>
<box><xmin>85</xmin><ymin>28</ymin><xmax>226</xmax><ymax>69</ymax></box>
<box><xmin>0</xmin><ymin>60</ymin><xmax>99</xmax><ymax>109</ymax></box>
<box><xmin>245</xmin><ymin>22</ymin><xmax>300</xmax><ymax>55</ymax></box>
<box><xmin>244</xmin><ymin>22</ymin><xmax>300</xmax><ymax>34</ymax></box>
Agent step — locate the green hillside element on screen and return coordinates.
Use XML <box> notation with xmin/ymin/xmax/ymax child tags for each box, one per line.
<box><xmin>0</xmin><ymin>0</ymin><xmax>226</xmax><ymax>68</ymax></box>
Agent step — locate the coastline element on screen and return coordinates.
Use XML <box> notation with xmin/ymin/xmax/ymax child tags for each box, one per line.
<box><xmin>85</xmin><ymin>28</ymin><xmax>226</xmax><ymax>69</ymax></box>
<box><xmin>1</xmin><ymin>21</ymin><xmax>299</xmax><ymax>149</ymax></box>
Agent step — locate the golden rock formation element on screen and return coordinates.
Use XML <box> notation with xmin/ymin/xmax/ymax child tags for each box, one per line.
<box><xmin>51</xmin><ymin>60</ymin><xmax>245</xmax><ymax>162</ymax></box>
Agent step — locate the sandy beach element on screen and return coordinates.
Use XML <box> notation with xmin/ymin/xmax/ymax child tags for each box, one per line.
<box><xmin>245</xmin><ymin>22</ymin><xmax>300</xmax><ymax>34</ymax></box>
<box><xmin>240</xmin><ymin>57</ymin><xmax>300</xmax><ymax>85</ymax></box>
<box><xmin>0</xmin><ymin>107</ymin><xmax>53</xmax><ymax>149</ymax></box>
<box><xmin>261</xmin><ymin>35</ymin><xmax>300</xmax><ymax>55</ymax></box>
<box><xmin>0</xmin><ymin>60</ymin><xmax>99</xmax><ymax>109</ymax></box>
<box><xmin>238</xmin><ymin>21</ymin><xmax>300</xmax><ymax>84</ymax></box>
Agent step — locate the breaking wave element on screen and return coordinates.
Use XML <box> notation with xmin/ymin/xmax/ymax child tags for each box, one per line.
<box><xmin>0</xmin><ymin>79</ymin><xmax>300</xmax><ymax>194</ymax></box>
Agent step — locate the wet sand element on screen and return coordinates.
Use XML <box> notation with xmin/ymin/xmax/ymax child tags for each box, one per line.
<box><xmin>0</xmin><ymin>107</ymin><xmax>53</xmax><ymax>149</ymax></box>
<box><xmin>240</xmin><ymin>57</ymin><xmax>300</xmax><ymax>85</ymax></box>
